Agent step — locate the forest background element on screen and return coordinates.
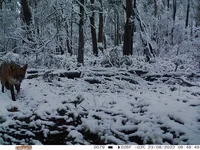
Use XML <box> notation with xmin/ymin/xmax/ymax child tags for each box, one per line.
<box><xmin>0</xmin><ymin>0</ymin><xmax>200</xmax><ymax>70</ymax></box>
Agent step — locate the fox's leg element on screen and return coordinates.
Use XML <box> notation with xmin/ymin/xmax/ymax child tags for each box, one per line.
<box><xmin>5</xmin><ymin>81</ymin><xmax>10</xmax><ymax>90</ymax></box>
<box><xmin>1</xmin><ymin>81</ymin><xmax>5</xmax><ymax>93</ymax></box>
<box><xmin>9</xmin><ymin>84</ymin><xmax>16</xmax><ymax>101</ymax></box>
<box><xmin>15</xmin><ymin>84</ymin><xmax>20</xmax><ymax>93</ymax></box>
<box><xmin>2</xmin><ymin>85</ymin><xmax>4</xmax><ymax>93</ymax></box>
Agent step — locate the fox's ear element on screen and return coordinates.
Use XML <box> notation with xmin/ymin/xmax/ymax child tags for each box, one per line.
<box><xmin>22</xmin><ymin>64</ymin><xmax>28</xmax><ymax>71</ymax></box>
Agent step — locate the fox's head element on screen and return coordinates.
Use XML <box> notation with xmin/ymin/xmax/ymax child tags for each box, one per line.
<box><xmin>9</xmin><ymin>64</ymin><xmax>28</xmax><ymax>85</ymax></box>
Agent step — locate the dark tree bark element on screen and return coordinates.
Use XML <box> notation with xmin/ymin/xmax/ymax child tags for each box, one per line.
<box><xmin>154</xmin><ymin>0</ymin><xmax>158</xmax><ymax>17</ymax></box>
<box><xmin>0</xmin><ymin>0</ymin><xmax>2</xmax><ymax>9</ymax></box>
<box><xmin>172</xmin><ymin>0</ymin><xmax>176</xmax><ymax>22</ymax></box>
<box><xmin>196</xmin><ymin>1</ymin><xmax>200</xmax><ymax>26</ymax></box>
<box><xmin>21</xmin><ymin>0</ymin><xmax>32</xmax><ymax>26</ymax></box>
<box><xmin>133</xmin><ymin>0</ymin><xmax>136</xmax><ymax>33</ymax></box>
<box><xmin>0</xmin><ymin>0</ymin><xmax>3</xmax><ymax>23</ymax></box>
<box><xmin>32</xmin><ymin>0</ymin><xmax>40</xmax><ymax>35</ymax></box>
<box><xmin>20</xmin><ymin>0</ymin><xmax>33</xmax><ymax>42</ymax></box>
<box><xmin>123</xmin><ymin>0</ymin><xmax>133</xmax><ymax>55</ymax></box>
<box><xmin>55</xmin><ymin>7</ymin><xmax>64</xmax><ymax>55</ymax></box>
<box><xmin>114</xmin><ymin>11</ymin><xmax>119</xmax><ymax>46</ymax></box>
<box><xmin>71</xmin><ymin>1</ymin><xmax>75</xmax><ymax>55</ymax></box>
<box><xmin>98</xmin><ymin>0</ymin><xmax>106</xmax><ymax>53</ymax></box>
<box><xmin>65</xmin><ymin>22</ymin><xmax>72</xmax><ymax>55</ymax></box>
<box><xmin>98</xmin><ymin>0</ymin><xmax>103</xmax><ymax>43</ymax></box>
<box><xmin>78</xmin><ymin>0</ymin><xmax>85</xmax><ymax>65</ymax></box>
<box><xmin>185</xmin><ymin>0</ymin><xmax>190</xmax><ymax>28</ymax></box>
<box><xmin>171</xmin><ymin>0</ymin><xmax>177</xmax><ymax>45</ymax></box>
<box><xmin>167</xmin><ymin>0</ymin><xmax>170</xmax><ymax>10</ymax></box>
<box><xmin>89</xmin><ymin>0</ymin><xmax>98</xmax><ymax>56</ymax></box>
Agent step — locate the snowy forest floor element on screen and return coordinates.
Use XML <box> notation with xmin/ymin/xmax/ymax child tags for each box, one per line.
<box><xmin>0</xmin><ymin>58</ymin><xmax>200</xmax><ymax>145</ymax></box>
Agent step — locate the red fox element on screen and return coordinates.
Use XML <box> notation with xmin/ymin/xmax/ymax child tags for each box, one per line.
<box><xmin>0</xmin><ymin>62</ymin><xmax>28</xmax><ymax>101</ymax></box>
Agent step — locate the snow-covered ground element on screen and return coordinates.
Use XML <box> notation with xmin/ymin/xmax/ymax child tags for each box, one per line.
<box><xmin>0</xmin><ymin>62</ymin><xmax>200</xmax><ymax>145</ymax></box>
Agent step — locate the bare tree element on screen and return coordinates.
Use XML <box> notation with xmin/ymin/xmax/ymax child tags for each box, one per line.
<box><xmin>20</xmin><ymin>0</ymin><xmax>33</xmax><ymax>41</ymax></box>
<box><xmin>114</xmin><ymin>8</ymin><xmax>120</xmax><ymax>46</ymax></box>
<box><xmin>154</xmin><ymin>0</ymin><xmax>158</xmax><ymax>17</ymax></box>
<box><xmin>0</xmin><ymin>0</ymin><xmax>2</xmax><ymax>9</ymax></box>
<box><xmin>196</xmin><ymin>0</ymin><xmax>200</xmax><ymax>26</ymax></box>
<box><xmin>173</xmin><ymin>0</ymin><xmax>177</xmax><ymax>23</ymax></box>
<box><xmin>55</xmin><ymin>1</ymin><xmax>64</xmax><ymax>55</ymax></box>
<box><xmin>185</xmin><ymin>0</ymin><xmax>190</xmax><ymax>28</ymax></box>
<box><xmin>20</xmin><ymin>0</ymin><xmax>32</xmax><ymax>27</ymax></box>
<box><xmin>167</xmin><ymin>0</ymin><xmax>170</xmax><ymax>10</ymax></box>
<box><xmin>89</xmin><ymin>0</ymin><xmax>98</xmax><ymax>56</ymax></box>
<box><xmin>0</xmin><ymin>0</ymin><xmax>3</xmax><ymax>23</ymax></box>
<box><xmin>70</xmin><ymin>0</ymin><xmax>75</xmax><ymax>56</ymax></box>
<box><xmin>123</xmin><ymin>0</ymin><xmax>133</xmax><ymax>55</ymax></box>
<box><xmin>171</xmin><ymin>0</ymin><xmax>177</xmax><ymax>45</ymax></box>
<box><xmin>98</xmin><ymin>0</ymin><xmax>104</xmax><ymax>49</ymax></box>
<box><xmin>78</xmin><ymin>0</ymin><xmax>85</xmax><ymax>65</ymax></box>
<box><xmin>65</xmin><ymin>22</ymin><xmax>72</xmax><ymax>55</ymax></box>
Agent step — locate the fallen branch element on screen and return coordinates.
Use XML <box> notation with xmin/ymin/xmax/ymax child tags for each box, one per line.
<box><xmin>84</xmin><ymin>77</ymin><xmax>102</xmax><ymax>84</ymax></box>
<box><xmin>175</xmin><ymin>77</ymin><xmax>200</xmax><ymax>87</ymax></box>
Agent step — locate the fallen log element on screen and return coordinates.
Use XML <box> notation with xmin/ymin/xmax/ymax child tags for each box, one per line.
<box><xmin>26</xmin><ymin>74</ymin><xmax>40</xmax><ymax>79</ymax></box>
<box><xmin>89</xmin><ymin>69</ymin><xmax>148</xmax><ymax>77</ymax></box>
<box><xmin>27</xmin><ymin>70</ymin><xmax>39</xmax><ymax>74</ymax></box>
<box><xmin>59</xmin><ymin>71</ymin><xmax>81</xmax><ymax>79</ymax></box>
<box><xmin>84</xmin><ymin>77</ymin><xmax>102</xmax><ymax>84</ymax></box>
<box><xmin>115</xmin><ymin>76</ymin><xmax>139</xmax><ymax>84</ymax></box>
<box><xmin>27</xmin><ymin>70</ymin><xmax>82</xmax><ymax>80</ymax></box>
<box><xmin>43</xmin><ymin>71</ymin><xmax>81</xmax><ymax>80</ymax></box>
<box><xmin>128</xmin><ymin>69</ymin><xmax>148</xmax><ymax>76</ymax></box>
<box><xmin>142</xmin><ymin>72</ymin><xmax>200</xmax><ymax>87</ymax></box>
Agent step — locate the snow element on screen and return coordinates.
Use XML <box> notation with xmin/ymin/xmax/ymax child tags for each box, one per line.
<box><xmin>0</xmin><ymin>58</ymin><xmax>200</xmax><ymax>145</ymax></box>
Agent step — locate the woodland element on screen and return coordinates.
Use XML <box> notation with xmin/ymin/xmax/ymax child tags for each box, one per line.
<box><xmin>0</xmin><ymin>0</ymin><xmax>200</xmax><ymax>145</ymax></box>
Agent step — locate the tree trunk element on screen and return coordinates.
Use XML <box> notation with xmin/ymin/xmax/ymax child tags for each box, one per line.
<box><xmin>98</xmin><ymin>0</ymin><xmax>104</xmax><ymax>52</ymax></box>
<box><xmin>123</xmin><ymin>0</ymin><xmax>133</xmax><ymax>55</ymax></box>
<box><xmin>65</xmin><ymin>22</ymin><xmax>72</xmax><ymax>55</ymax></box>
<box><xmin>185</xmin><ymin>0</ymin><xmax>190</xmax><ymax>28</ymax></box>
<box><xmin>114</xmin><ymin>12</ymin><xmax>119</xmax><ymax>46</ymax></box>
<box><xmin>133</xmin><ymin>0</ymin><xmax>137</xmax><ymax>33</ymax></box>
<box><xmin>21</xmin><ymin>0</ymin><xmax>32</xmax><ymax>26</ymax></box>
<box><xmin>98</xmin><ymin>0</ymin><xmax>103</xmax><ymax>44</ymax></box>
<box><xmin>196</xmin><ymin>1</ymin><xmax>200</xmax><ymax>26</ymax></box>
<box><xmin>173</xmin><ymin>0</ymin><xmax>176</xmax><ymax>22</ymax></box>
<box><xmin>0</xmin><ymin>0</ymin><xmax>2</xmax><ymax>9</ymax></box>
<box><xmin>171</xmin><ymin>0</ymin><xmax>177</xmax><ymax>45</ymax></box>
<box><xmin>20</xmin><ymin>0</ymin><xmax>33</xmax><ymax>41</ymax></box>
<box><xmin>154</xmin><ymin>0</ymin><xmax>158</xmax><ymax>17</ymax></box>
<box><xmin>32</xmin><ymin>1</ymin><xmax>40</xmax><ymax>36</ymax></box>
<box><xmin>78</xmin><ymin>0</ymin><xmax>85</xmax><ymax>65</ymax></box>
<box><xmin>71</xmin><ymin>2</ymin><xmax>74</xmax><ymax>55</ymax></box>
<box><xmin>0</xmin><ymin>0</ymin><xmax>2</xmax><ymax>24</ymax></box>
<box><xmin>167</xmin><ymin>0</ymin><xmax>170</xmax><ymax>10</ymax></box>
<box><xmin>55</xmin><ymin>4</ymin><xmax>64</xmax><ymax>55</ymax></box>
<box><xmin>89</xmin><ymin>0</ymin><xmax>98</xmax><ymax>56</ymax></box>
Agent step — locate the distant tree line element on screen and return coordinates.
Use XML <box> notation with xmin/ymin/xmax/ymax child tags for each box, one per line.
<box><xmin>0</xmin><ymin>0</ymin><xmax>200</xmax><ymax>66</ymax></box>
